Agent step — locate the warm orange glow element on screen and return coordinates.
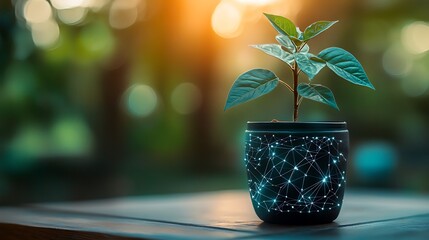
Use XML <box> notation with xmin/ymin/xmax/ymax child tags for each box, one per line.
<box><xmin>236</xmin><ymin>0</ymin><xmax>278</xmax><ymax>5</ymax></box>
<box><xmin>211</xmin><ymin>0</ymin><xmax>301</xmax><ymax>39</ymax></box>
<box><xmin>211</xmin><ymin>1</ymin><xmax>243</xmax><ymax>39</ymax></box>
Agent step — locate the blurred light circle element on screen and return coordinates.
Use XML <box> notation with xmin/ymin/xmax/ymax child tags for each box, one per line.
<box><xmin>401</xmin><ymin>21</ymin><xmax>429</xmax><ymax>55</ymax></box>
<box><xmin>51</xmin><ymin>0</ymin><xmax>84</xmax><ymax>10</ymax></box>
<box><xmin>382</xmin><ymin>47</ymin><xmax>412</xmax><ymax>76</ymax></box>
<box><xmin>126</xmin><ymin>84</ymin><xmax>158</xmax><ymax>117</ymax></box>
<box><xmin>31</xmin><ymin>19</ymin><xmax>60</xmax><ymax>48</ymax></box>
<box><xmin>50</xmin><ymin>117</ymin><xmax>93</xmax><ymax>155</ymax></box>
<box><xmin>109</xmin><ymin>0</ymin><xmax>139</xmax><ymax>29</ymax></box>
<box><xmin>80</xmin><ymin>0</ymin><xmax>108</xmax><ymax>11</ymax></box>
<box><xmin>353</xmin><ymin>142</ymin><xmax>398</xmax><ymax>181</ymax></box>
<box><xmin>212</xmin><ymin>1</ymin><xmax>243</xmax><ymax>38</ymax></box>
<box><xmin>78</xmin><ymin>21</ymin><xmax>115</xmax><ymax>58</ymax></box>
<box><xmin>58</xmin><ymin>7</ymin><xmax>87</xmax><ymax>25</ymax></box>
<box><xmin>171</xmin><ymin>83</ymin><xmax>202</xmax><ymax>115</ymax></box>
<box><xmin>24</xmin><ymin>0</ymin><xmax>52</xmax><ymax>24</ymax></box>
<box><xmin>401</xmin><ymin>72</ymin><xmax>429</xmax><ymax>97</ymax></box>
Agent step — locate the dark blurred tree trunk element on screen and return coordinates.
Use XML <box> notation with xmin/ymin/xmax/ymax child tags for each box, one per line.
<box><xmin>188</xmin><ymin>30</ymin><xmax>219</xmax><ymax>172</ymax></box>
<box><xmin>161</xmin><ymin>1</ymin><xmax>220</xmax><ymax>172</ymax></box>
<box><xmin>93</xmin><ymin>33</ymin><xmax>131</xmax><ymax>197</ymax></box>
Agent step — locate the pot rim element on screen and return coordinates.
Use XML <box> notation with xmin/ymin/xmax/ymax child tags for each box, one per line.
<box><xmin>247</xmin><ymin>121</ymin><xmax>347</xmax><ymax>131</ymax></box>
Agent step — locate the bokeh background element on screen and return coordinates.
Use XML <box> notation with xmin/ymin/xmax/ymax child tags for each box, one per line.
<box><xmin>1</xmin><ymin>0</ymin><xmax>429</xmax><ymax>204</ymax></box>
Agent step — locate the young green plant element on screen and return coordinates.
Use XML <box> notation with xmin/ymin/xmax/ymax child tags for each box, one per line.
<box><xmin>224</xmin><ymin>13</ymin><xmax>375</xmax><ymax>122</ymax></box>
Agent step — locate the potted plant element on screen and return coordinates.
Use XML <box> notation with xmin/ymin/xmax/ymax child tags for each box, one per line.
<box><xmin>224</xmin><ymin>13</ymin><xmax>374</xmax><ymax>224</ymax></box>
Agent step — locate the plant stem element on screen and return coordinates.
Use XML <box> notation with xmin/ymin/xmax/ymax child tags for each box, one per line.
<box><xmin>293</xmin><ymin>62</ymin><xmax>299</xmax><ymax>122</ymax></box>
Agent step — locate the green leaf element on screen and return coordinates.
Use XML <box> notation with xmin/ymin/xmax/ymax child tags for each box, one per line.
<box><xmin>251</xmin><ymin>44</ymin><xmax>294</xmax><ymax>67</ymax></box>
<box><xmin>294</xmin><ymin>53</ymin><xmax>325</xmax><ymax>80</ymax></box>
<box><xmin>224</xmin><ymin>69</ymin><xmax>279</xmax><ymax>111</ymax></box>
<box><xmin>297</xmin><ymin>83</ymin><xmax>339</xmax><ymax>110</ymax></box>
<box><xmin>318</xmin><ymin>47</ymin><xmax>374</xmax><ymax>89</ymax></box>
<box><xmin>275</xmin><ymin>35</ymin><xmax>295</xmax><ymax>53</ymax></box>
<box><xmin>303</xmin><ymin>21</ymin><xmax>338</xmax><ymax>41</ymax></box>
<box><xmin>264</xmin><ymin>13</ymin><xmax>297</xmax><ymax>38</ymax></box>
<box><xmin>290</xmin><ymin>36</ymin><xmax>303</xmax><ymax>46</ymax></box>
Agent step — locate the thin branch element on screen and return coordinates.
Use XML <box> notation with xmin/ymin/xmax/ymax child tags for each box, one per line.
<box><xmin>298</xmin><ymin>97</ymin><xmax>304</xmax><ymax>106</ymax></box>
<box><xmin>297</xmin><ymin>41</ymin><xmax>308</xmax><ymax>52</ymax></box>
<box><xmin>279</xmin><ymin>80</ymin><xmax>294</xmax><ymax>93</ymax></box>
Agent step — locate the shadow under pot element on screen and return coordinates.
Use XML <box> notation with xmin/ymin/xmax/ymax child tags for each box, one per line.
<box><xmin>244</xmin><ymin>121</ymin><xmax>349</xmax><ymax>224</ymax></box>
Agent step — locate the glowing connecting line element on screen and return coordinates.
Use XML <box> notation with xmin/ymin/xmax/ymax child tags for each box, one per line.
<box><xmin>245</xmin><ymin>134</ymin><xmax>347</xmax><ymax>214</ymax></box>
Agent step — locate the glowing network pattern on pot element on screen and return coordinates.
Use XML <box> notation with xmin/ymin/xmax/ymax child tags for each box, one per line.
<box><xmin>245</xmin><ymin>134</ymin><xmax>347</xmax><ymax>214</ymax></box>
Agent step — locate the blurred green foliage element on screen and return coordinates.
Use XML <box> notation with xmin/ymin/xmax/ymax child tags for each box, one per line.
<box><xmin>1</xmin><ymin>0</ymin><xmax>429</xmax><ymax>204</ymax></box>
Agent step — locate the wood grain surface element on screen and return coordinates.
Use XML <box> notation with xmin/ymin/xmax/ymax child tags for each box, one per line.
<box><xmin>0</xmin><ymin>190</ymin><xmax>428</xmax><ymax>239</ymax></box>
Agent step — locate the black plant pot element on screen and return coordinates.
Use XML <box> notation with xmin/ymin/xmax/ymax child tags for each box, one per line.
<box><xmin>244</xmin><ymin>121</ymin><xmax>349</xmax><ymax>224</ymax></box>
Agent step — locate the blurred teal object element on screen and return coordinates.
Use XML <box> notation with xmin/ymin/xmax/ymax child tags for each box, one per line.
<box><xmin>353</xmin><ymin>142</ymin><xmax>398</xmax><ymax>182</ymax></box>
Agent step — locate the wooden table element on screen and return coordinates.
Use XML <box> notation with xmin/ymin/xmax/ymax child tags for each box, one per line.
<box><xmin>0</xmin><ymin>190</ymin><xmax>428</xmax><ymax>239</ymax></box>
